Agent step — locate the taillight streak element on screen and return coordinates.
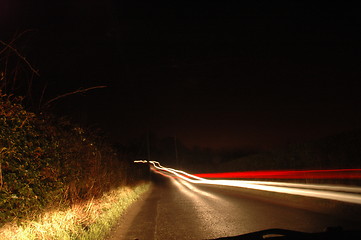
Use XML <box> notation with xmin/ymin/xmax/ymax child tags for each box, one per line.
<box><xmin>146</xmin><ymin>161</ymin><xmax>361</xmax><ymax>205</ymax></box>
<box><xmin>194</xmin><ymin>169</ymin><xmax>361</xmax><ymax>179</ymax></box>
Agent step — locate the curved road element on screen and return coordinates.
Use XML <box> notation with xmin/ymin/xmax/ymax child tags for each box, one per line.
<box><xmin>108</xmin><ymin>173</ymin><xmax>361</xmax><ymax>240</ymax></box>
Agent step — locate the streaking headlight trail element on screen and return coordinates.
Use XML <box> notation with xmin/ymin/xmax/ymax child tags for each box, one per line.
<box><xmin>194</xmin><ymin>169</ymin><xmax>361</xmax><ymax>179</ymax></box>
<box><xmin>134</xmin><ymin>161</ymin><xmax>361</xmax><ymax>205</ymax></box>
<box><xmin>134</xmin><ymin>160</ymin><xmax>148</xmax><ymax>163</ymax></box>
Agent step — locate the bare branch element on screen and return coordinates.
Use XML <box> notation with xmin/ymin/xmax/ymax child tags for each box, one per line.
<box><xmin>38</xmin><ymin>82</ymin><xmax>48</xmax><ymax>109</ymax></box>
<box><xmin>45</xmin><ymin>86</ymin><xmax>107</xmax><ymax>106</ymax></box>
<box><xmin>0</xmin><ymin>40</ymin><xmax>40</xmax><ymax>76</ymax></box>
<box><xmin>0</xmin><ymin>162</ymin><xmax>3</xmax><ymax>190</ymax></box>
<box><xmin>0</xmin><ymin>29</ymin><xmax>36</xmax><ymax>55</ymax></box>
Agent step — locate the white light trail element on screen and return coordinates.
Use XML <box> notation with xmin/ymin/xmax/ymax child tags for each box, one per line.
<box><xmin>179</xmin><ymin>179</ymin><xmax>221</xmax><ymax>199</ymax></box>
<box><xmin>237</xmin><ymin>180</ymin><xmax>361</xmax><ymax>194</ymax></box>
<box><xmin>148</xmin><ymin>161</ymin><xmax>361</xmax><ymax>205</ymax></box>
<box><xmin>134</xmin><ymin>160</ymin><xmax>148</xmax><ymax>163</ymax></box>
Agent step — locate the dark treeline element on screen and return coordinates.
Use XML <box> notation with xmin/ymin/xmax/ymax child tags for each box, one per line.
<box><xmin>123</xmin><ymin>133</ymin><xmax>257</xmax><ymax>173</ymax></box>
<box><xmin>126</xmin><ymin>129</ymin><xmax>361</xmax><ymax>176</ymax></box>
<box><xmin>217</xmin><ymin>130</ymin><xmax>361</xmax><ymax>184</ymax></box>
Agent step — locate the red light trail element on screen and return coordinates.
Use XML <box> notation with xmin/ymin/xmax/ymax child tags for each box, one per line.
<box><xmin>194</xmin><ymin>169</ymin><xmax>361</xmax><ymax>179</ymax></box>
<box><xmin>134</xmin><ymin>160</ymin><xmax>361</xmax><ymax>205</ymax></box>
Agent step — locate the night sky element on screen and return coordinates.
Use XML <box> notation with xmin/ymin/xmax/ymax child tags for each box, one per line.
<box><xmin>1</xmin><ymin>1</ymin><xmax>361</xmax><ymax>150</ymax></box>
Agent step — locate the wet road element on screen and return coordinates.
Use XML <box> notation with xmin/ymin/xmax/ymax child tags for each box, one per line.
<box><xmin>109</xmin><ymin>174</ymin><xmax>361</xmax><ymax>240</ymax></box>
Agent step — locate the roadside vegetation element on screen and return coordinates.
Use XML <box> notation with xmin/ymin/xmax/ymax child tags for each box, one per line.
<box><xmin>0</xmin><ymin>183</ymin><xmax>150</xmax><ymax>240</ymax></box>
<box><xmin>0</xmin><ymin>93</ymin><xmax>150</xmax><ymax>239</ymax></box>
<box><xmin>0</xmin><ymin>37</ymin><xmax>150</xmax><ymax>239</ymax></box>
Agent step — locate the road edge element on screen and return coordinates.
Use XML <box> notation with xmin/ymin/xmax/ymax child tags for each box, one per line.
<box><xmin>105</xmin><ymin>183</ymin><xmax>154</xmax><ymax>240</ymax></box>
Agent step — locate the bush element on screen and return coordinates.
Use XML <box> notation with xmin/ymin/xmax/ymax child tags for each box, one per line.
<box><xmin>0</xmin><ymin>94</ymin><xmax>63</xmax><ymax>224</ymax></box>
<box><xmin>0</xmin><ymin>93</ymin><xmax>146</xmax><ymax>226</ymax></box>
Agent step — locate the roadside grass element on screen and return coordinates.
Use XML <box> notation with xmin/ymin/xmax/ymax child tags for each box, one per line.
<box><xmin>0</xmin><ymin>182</ymin><xmax>151</xmax><ymax>240</ymax></box>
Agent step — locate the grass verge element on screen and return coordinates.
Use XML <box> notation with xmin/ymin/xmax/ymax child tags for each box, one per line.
<box><xmin>0</xmin><ymin>182</ymin><xmax>151</xmax><ymax>240</ymax></box>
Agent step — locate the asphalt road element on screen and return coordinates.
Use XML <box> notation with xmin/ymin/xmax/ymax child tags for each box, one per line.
<box><xmin>108</xmin><ymin>173</ymin><xmax>361</xmax><ymax>240</ymax></box>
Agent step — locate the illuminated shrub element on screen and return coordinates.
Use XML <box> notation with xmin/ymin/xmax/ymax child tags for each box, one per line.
<box><xmin>0</xmin><ymin>94</ymin><xmax>136</xmax><ymax>226</ymax></box>
<box><xmin>0</xmin><ymin>95</ymin><xmax>63</xmax><ymax>225</ymax></box>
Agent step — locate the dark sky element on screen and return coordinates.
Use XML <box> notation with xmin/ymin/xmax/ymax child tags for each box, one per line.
<box><xmin>1</xmin><ymin>1</ymin><xmax>361</xmax><ymax>150</ymax></box>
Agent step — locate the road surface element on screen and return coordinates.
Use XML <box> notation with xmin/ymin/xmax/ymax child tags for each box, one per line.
<box><xmin>108</xmin><ymin>173</ymin><xmax>361</xmax><ymax>240</ymax></box>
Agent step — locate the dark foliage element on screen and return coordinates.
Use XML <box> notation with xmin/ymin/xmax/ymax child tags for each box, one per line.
<box><xmin>0</xmin><ymin>95</ymin><xmax>147</xmax><ymax>226</ymax></box>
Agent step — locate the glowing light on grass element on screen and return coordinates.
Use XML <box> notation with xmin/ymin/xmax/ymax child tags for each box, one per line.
<box><xmin>145</xmin><ymin>161</ymin><xmax>361</xmax><ymax>205</ymax></box>
<box><xmin>0</xmin><ymin>184</ymin><xmax>150</xmax><ymax>240</ymax></box>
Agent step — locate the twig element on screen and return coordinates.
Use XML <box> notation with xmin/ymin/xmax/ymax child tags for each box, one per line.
<box><xmin>38</xmin><ymin>82</ymin><xmax>47</xmax><ymax>109</ymax></box>
<box><xmin>0</xmin><ymin>162</ymin><xmax>2</xmax><ymax>190</ymax></box>
<box><xmin>45</xmin><ymin>86</ymin><xmax>107</xmax><ymax>106</ymax></box>
<box><xmin>0</xmin><ymin>148</ymin><xmax>5</xmax><ymax>190</ymax></box>
<box><xmin>0</xmin><ymin>29</ymin><xmax>36</xmax><ymax>55</ymax></box>
<box><xmin>0</xmin><ymin>40</ymin><xmax>40</xmax><ymax>76</ymax></box>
